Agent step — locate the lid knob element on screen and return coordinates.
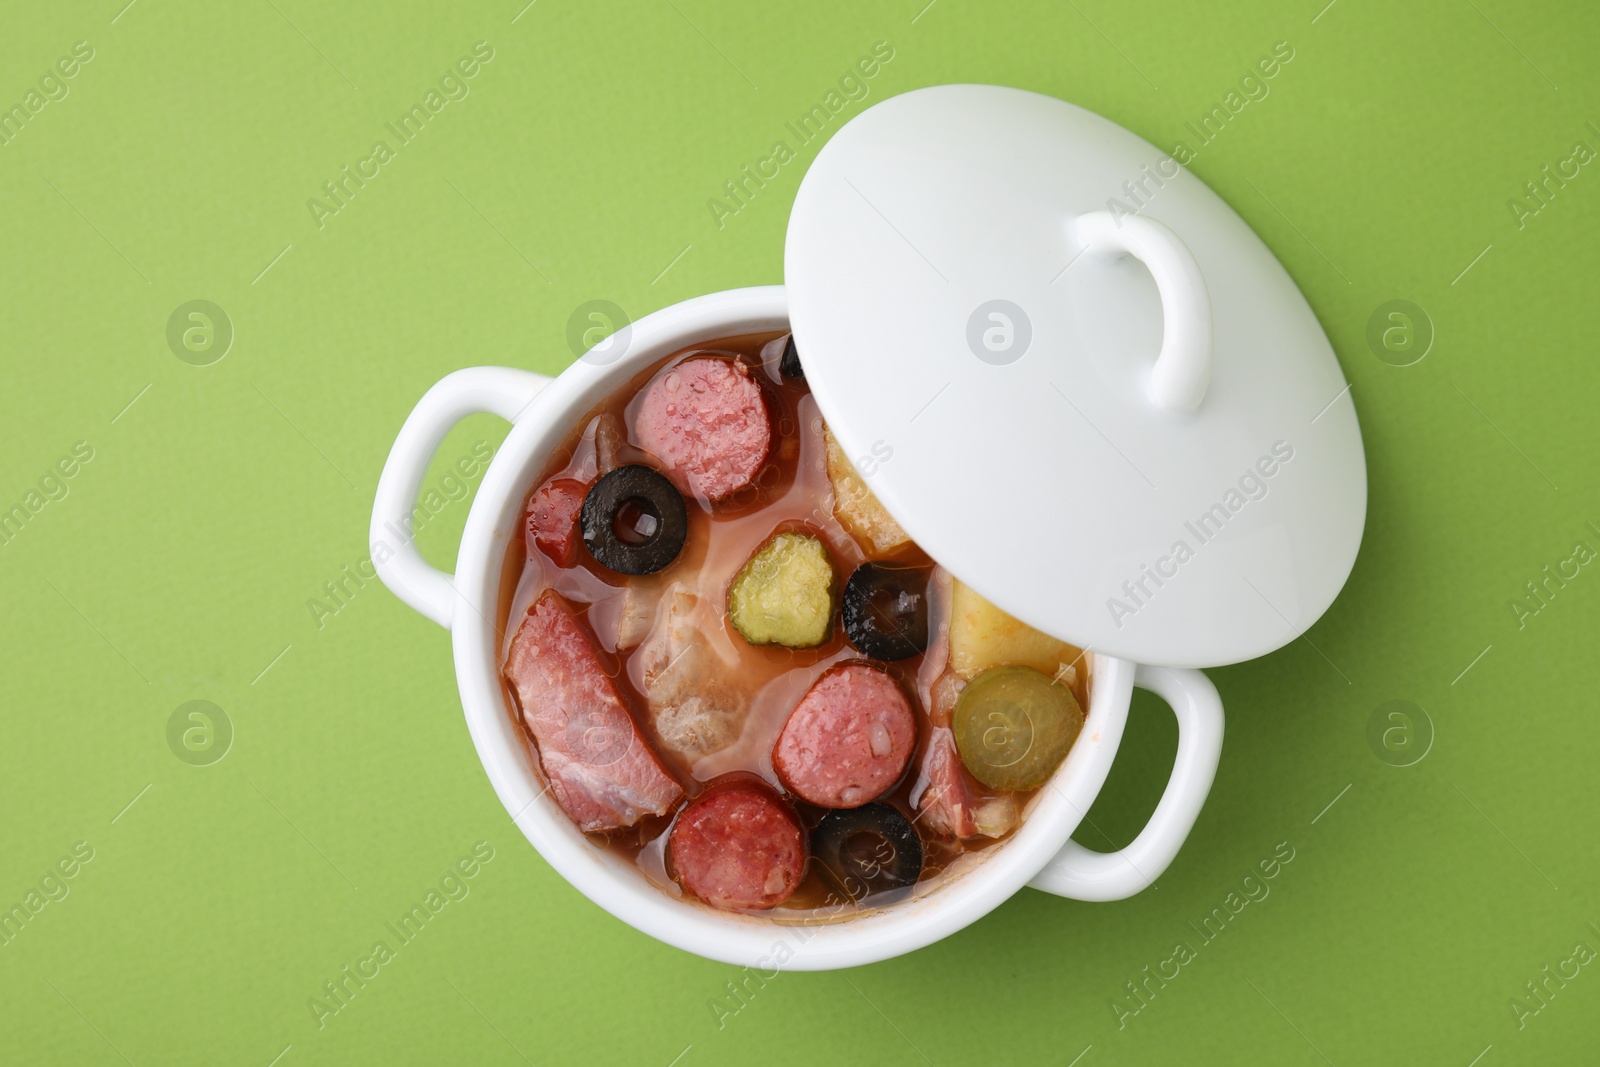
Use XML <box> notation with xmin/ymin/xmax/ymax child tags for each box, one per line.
<box><xmin>1072</xmin><ymin>211</ymin><xmax>1212</xmax><ymax>412</ymax></box>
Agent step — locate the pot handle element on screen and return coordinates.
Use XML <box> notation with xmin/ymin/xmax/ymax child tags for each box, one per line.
<box><xmin>370</xmin><ymin>367</ymin><xmax>551</xmax><ymax>629</ymax></box>
<box><xmin>1070</xmin><ymin>211</ymin><xmax>1212</xmax><ymax>412</ymax></box>
<box><xmin>1028</xmin><ymin>665</ymin><xmax>1224</xmax><ymax>901</ymax></box>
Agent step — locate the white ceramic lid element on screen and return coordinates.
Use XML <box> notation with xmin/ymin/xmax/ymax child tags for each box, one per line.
<box><xmin>785</xmin><ymin>84</ymin><xmax>1366</xmax><ymax>668</ymax></box>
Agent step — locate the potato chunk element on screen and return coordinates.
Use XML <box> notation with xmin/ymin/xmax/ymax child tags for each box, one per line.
<box><xmin>825</xmin><ymin>427</ymin><xmax>910</xmax><ymax>555</ymax></box>
<box><xmin>948</xmin><ymin>578</ymin><xmax>1084</xmax><ymax>679</ymax></box>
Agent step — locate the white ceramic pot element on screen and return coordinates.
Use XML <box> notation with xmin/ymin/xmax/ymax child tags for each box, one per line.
<box><xmin>370</xmin><ymin>285</ymin><xmax>1225</xmax><ymax>970</ymax></box>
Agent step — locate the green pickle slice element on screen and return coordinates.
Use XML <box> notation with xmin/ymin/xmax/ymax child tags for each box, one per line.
<box><xmin>952</xmin><ymin>665</ymin><xmax>1084</xmax><ymax>791</ymax></box>
<box><xmin>727</xmin><ymin>531</ymin><xmax>836</xmax><ymax>648</ymax></box>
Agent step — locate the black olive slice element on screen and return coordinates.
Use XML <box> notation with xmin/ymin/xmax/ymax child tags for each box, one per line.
<box><xmin>812</xmin><ymin>803</ymin><xmax>923</xmax><ymax>902</ymax></box>
<box><xmin>580</xmin><ymin>465</ymin><xmax>687</xmax><ymax>575</ymax></box>
<box><xmin>779</xmin><ymin>334</ymin><xmax>804</xmax><ymax>379</ymax></box>
<box><xmin>841</xmin><ymin>562</ymin><xmax>930</xmax><ymax>660</ymax></box>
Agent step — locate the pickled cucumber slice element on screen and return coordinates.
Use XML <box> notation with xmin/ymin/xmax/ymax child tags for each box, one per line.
<box><xmin>952</xmin><ymin>665</ymin><xmax>1083</xmax><ymax>791</ymax></box>
<box><xmin>727</xmin><ymin>532</ymin><xmax>836</xmax><ymax>648</ymax></box>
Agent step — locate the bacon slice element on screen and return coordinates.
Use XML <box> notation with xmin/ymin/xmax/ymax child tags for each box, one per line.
<box><xmin>504</xmin><ymin>591</ymin><xmax>683</xmax><ymax>832</ymax></box>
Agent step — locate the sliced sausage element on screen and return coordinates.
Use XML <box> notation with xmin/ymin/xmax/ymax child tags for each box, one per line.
<box><xmin>504</xmin><ymin>590</ymin><xmax>683</xmax><ymax>832</ymax></box>
<box><xmin>772</xmin><ymin>664</ymin><xmax>916</xmax><ymax>808</ymax></box>
<box><xmin>668</xmin><ymin>777</ymin><xmax>805</xmax><ymax>910</ymax></box>
<box><xmin>634</xmin><ymin>356</ymin><xmax>771</xmax><ymax>503</ymax></box>
<box><xmin>525</xmin><ymin>477</ymin><xmax>588</xmax><ymax>568</ymax></box>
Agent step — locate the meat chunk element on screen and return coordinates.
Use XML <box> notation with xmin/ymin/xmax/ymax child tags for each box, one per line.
<box><xmin>637</xmin><ymin>587</ymin><xmax>747</xmax><ymax>763</ymax></box>
<box><xmin>772</xmin><ymin>664</ymin><xmax>916</xmax><ymax>808</ymax></box>
<box><xmin>916</xmin><ymin>727</ymin><xmax>1020</xmax><ymax>840</ymax></box>
<box><xmin>524</xmin><ymin>477</ymin><xmax>589</xmax><ymax>568</ymax></box>
<box><xmin>504</xmin><ymin>591</ymin><xmax>683</xmax><ymax>832</ymax></box>
<box><xmin>635</xmin><ymin>356</ymin><xmax>771</xmax><ymax>502</ymax></box>
<box><xmin>668</xmin><ymin>778</ymin><xmax>805</xmax><ymax>911</ymax></box>
<box><xmin>916</xmin><ymin>727</ymin><xmax>978</xmax><ymax>837</ymax></box>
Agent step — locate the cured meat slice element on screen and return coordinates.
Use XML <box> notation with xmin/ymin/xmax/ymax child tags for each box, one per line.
<box><xmin>504</xmin><ymin>591</ymin><xmax>683</xmax><ymax>832</ymax></box>
<box><xmin>635</xmin><ymin>356</ymin><xmax>771</xmax><ymax>502</ymax></box>
<box><xmin>668</xmin><ymin>778</ymin><xmax>805</xmax><ymax>910</ymax></box>
<box><xmin>772</xmin><ymin>664</ymin><xmax>916</xmax><ymax>809</ymax></box>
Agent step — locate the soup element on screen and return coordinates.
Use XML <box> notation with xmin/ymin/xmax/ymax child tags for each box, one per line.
<box><xmin>499</xmin><ymin>330</ymin><xmax>1089</xmax><ymax>919</ymax></box>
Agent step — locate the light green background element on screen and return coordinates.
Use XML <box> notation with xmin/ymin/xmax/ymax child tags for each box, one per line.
<box><xmin>3</xmin><ymin>1</ymin><xmax>1597</xmax><ymax>1063</ymax></box>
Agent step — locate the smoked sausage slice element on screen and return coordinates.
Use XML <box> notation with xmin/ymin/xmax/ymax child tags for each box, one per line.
<box><xmin>772</xmin><ymin>664</ymin><xmax>916</xmax><ymax>809</ymax></box>
<box><xmin>668</xmin><ymin>777</ymin><xmax>805</xmax><ymax>911</ymax></box>
<box><xmin>634</xmin><ymin>356</ymin><xmax>771</xmax><ymax>503</ymax></box>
